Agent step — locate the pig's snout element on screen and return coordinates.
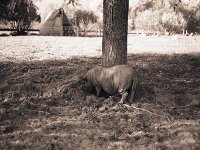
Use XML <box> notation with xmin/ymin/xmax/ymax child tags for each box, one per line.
<box><xmin>79</xmin><ymin>84</ymin><xmax>85</xmax><ymax>90</ymax></box>
<box><xmin>81</xmin><ymin>82</ymin><xmax>95</xmax><ymax>93</ymax></box>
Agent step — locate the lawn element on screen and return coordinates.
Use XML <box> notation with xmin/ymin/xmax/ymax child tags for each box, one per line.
<box><xmin>0</xmin><ymin>35</ymin><xmax>199</xmax><ymax>61</ymax></box>
<box><xmin>0</xmin><ymin>36</ymin><xmax>200</xmax><ymax>149</ymax></box>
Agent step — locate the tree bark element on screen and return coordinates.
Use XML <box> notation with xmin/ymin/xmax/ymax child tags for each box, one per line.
<box><xmin>102</xmin><ymin>0</ymin><xmax>129</xmax><ymax>66</ymax></box>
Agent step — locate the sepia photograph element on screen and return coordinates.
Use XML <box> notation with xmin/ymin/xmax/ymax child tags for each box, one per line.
<box><xmin>0</xmin><ymin>0</ymin><xmax>200</xmax><ymax>149</ymax></box>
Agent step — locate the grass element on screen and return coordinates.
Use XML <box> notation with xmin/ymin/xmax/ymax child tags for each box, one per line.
<box><xmin>1</xmin><ymin>35</ymin><xmax>200</xmax><ymax>62</ymax></box>
<box><xmin>0</xmin><ymin>54</ymin><xmax>200</xmax><ymax>149</ymax></box>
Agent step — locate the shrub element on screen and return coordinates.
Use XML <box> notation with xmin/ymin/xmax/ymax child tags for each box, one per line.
<box><xmin>134</xmin><ymin>10</ymin><xmax>164</xmax><ymax>32</ymax></box>
<box><xmin>161</xmin><ymin>11</ymin><xmax>187</xmax><ymax>33</ymax></box>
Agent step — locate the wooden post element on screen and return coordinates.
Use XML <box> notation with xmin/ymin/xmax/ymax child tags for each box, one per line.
<box><xmin>76</xmin><ymin>26</ymin><xmax>79</xmax><ymax>36</ymax></box>
<box><xmin>182</xmin><ymin>29</ymin><xmax>185</xmax><ymax>35</ymax></box>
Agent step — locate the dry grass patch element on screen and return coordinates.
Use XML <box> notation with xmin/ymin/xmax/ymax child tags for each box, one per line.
<box><xmin>0</xmin><ymin>54</ymin><xmax>200</xmax><ymax>149</ymax></box>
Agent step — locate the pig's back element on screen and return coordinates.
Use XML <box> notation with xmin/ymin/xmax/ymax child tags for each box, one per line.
<box><xmin>112</xmin><ymin>65</ymin><xmax>135</xmax><ymax>93</ymax></box>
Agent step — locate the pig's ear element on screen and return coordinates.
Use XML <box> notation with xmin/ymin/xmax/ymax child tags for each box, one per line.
<box><xmin>82</xmin><ymin>75</ymin><xmax>87</xmax><ymax>81</ymax></box>
<box><xmin>79</xmin><ymin>75</ymin><xmax>87</xmax><ymax>81</ymax></box>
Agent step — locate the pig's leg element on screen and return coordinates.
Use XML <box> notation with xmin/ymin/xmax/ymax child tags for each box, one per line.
<box><xmin>118</xmin><ymin>91</ymin><xmax>128</xmax><ymax>104</ymax></box>
<box><xmin>129</xmin><ymin>90</ymin><xmax>135</xmax><ymax>104</ymax></box>
<box><xmin>95</xmin><ymin>86</ymin><xmax>101</xmax><ymax>97</ymax></box>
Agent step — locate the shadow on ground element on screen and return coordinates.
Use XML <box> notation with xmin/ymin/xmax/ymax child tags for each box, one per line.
<box><xmin>0</xmin><ymin>54</ymin><xmax>200</xmax><ymax>149</ymax></box>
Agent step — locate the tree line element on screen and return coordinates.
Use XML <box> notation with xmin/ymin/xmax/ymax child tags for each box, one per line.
<box><xmin>1</xmin><ymin>0</ymin><xmax>199</xmax><ymax>35</ymax></box>
<box><xmin>66</xmin><ymin>0</ymin><xmax>200</xmax><ymax>35</ymax></box>
<box><xmin>130</xmin><ymin>0</ymin><xmax>200</xmax><ymax>34</ymax></box>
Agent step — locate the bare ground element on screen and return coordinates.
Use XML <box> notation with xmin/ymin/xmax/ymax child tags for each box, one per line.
<box><xmin>0</xmin><ymin>54</ymin><xmax>200</xmax><ymax>149</ymax></box>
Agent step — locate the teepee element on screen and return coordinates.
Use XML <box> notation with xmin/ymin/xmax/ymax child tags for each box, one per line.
<box><xmin>39</xmin><ymin>8</ymin><xmax>75</xmax><ymax>36</ymax></box>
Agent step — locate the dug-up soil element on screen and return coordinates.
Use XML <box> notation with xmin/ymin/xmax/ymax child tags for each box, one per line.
<box><xmin>0</xmin><ymin>54</ymin><xmax>200</xmax><ymax>150</ymax></box>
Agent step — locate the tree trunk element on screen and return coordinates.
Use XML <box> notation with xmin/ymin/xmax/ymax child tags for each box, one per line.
<box><xmin>102</xmin><ymin>0</ymin><xmax>129</xmax><ymax>66</ymax></box>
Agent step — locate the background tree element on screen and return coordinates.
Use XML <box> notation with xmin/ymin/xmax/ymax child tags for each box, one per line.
<box><xmin>161</xmin><ymin>11</ymin><xmax>187</xmax><ymax>34</ymax></box>
<box><xmin>0</xmin><ymin>0</ymin><xmax>11</xmax><ymax>20</ymax></box>
<box><xmin>131</xmin><ymin>0</ymin><xmax>200</xmax><ymax>34</ymax></box>
<box><xmin>0</xmin><ymin>0</ymin><xmax>41</xmax><ymax>35</ymax></box>
<box><xmin>102</xmin><ymin>0</ymin><xmax>129</xmax><ymax>66</ymax></box>
<box><xmin>134</xmin><ymin>9</ymin><xmax>163</xmax><ymax>33</ymax></box>
<box><xmin>173</xmin><ymin>0</ymin><xmax>200</xmax><ymax>33</ymax></box>
<box><xmin>66</xmin><ymin>0</ymin><xmax>79</xmax><ymax>6</ymax></box>
<box><xmin>73</xmin><ymin>10</ymin><xmax>98</xmax><ymax>36</ymax></box>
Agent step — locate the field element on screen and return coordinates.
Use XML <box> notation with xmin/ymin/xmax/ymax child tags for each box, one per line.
<box><xmin>0</xmin><ymin>35</ymin><xmax>200</xmax><ymax>61</ymax></box>
<box><xmin>0</xmin><ymin>35</ymin><xmax>200</xmax><ymax>149</ymax></box>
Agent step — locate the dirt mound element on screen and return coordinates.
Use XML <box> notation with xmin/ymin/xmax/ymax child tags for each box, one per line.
<box><xmin>0</xmin><ymin>54</ymin><xmax>200</xmax><ymax>149</ymax></box>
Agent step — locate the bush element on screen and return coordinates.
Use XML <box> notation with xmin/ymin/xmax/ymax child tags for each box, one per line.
<box><xmin>0</xmin><ymin>33</ymin><xmax>9</xmax><ymax>36</ymax></box>
<box><xmin>134</xmin><ymin>10</ymin><xmax>164</xmax><ymax>33</ymax></box>
<box><xmin>161</xmin><ymin>11</ymin><xmax>187</xmax><ymax>33</ymax></box>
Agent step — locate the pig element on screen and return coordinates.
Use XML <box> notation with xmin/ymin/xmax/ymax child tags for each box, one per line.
<box><xmin>81</xmin><ymin>65</ymin><xmax>137</xmax><ymax>104</ymax></box>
